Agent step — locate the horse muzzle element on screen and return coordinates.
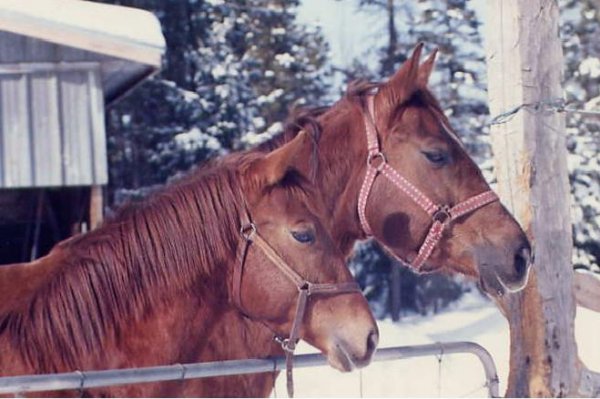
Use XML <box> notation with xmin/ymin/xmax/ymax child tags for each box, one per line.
<box><xmin>326</xmin><ymin>327</ymin><xmax>379</xmax><ymax>372</ymax></box>
<box><xmin>477</xmin><ymin>239</ymin><xmax>532</xmax><ymax>297</ymax></box>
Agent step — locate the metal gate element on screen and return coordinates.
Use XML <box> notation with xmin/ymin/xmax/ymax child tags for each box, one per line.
<box><xmin>0</xmin><ymin>342</ymin><xmax>499</xmax><ymax>397</ymax></box>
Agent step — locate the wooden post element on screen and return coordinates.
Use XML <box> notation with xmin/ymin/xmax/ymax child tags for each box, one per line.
<box><xmin>485</xmin><ymin>0</ymin><xmax>600</xmax><ymax>395</ymax></box>
<box><xmin>89</xmin><ymin>185</ymin><xmax>104</xmax><ymax>230</ymax></box>
<box><xmin>573</xmin><ymin>272</ymin><xmax>600</xmax><ymax>313</ymax></box>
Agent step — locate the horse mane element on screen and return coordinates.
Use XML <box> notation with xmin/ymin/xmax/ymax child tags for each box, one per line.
<box><xmin>0</xmin><ymin>155</ymin><xmax>258</xmax><ymax>372</ymax></box>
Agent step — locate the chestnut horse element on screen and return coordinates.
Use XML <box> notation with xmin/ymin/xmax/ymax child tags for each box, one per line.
<box><xmin>180</xmin><ymin>44</ymin><xmax>533</xmax><ymax>396</ymax></box>
<box><xmin>0</xmin><ymin>132</ymin><xmax>378</xmax><ymax>397</ymax></box>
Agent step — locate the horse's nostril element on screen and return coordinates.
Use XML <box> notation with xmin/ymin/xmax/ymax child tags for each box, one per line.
<box><xmin>514</xmin><ymin>246</ymin><xmax>531</xmax><ymax>277</ymax></box>
<box><xmin>366</xmin><ymin>329</ymin><xmax>379</xmax><ymax>355</ymax></box>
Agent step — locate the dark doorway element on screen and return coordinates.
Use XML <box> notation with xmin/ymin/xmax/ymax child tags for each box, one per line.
<box><xmin>0</xmin><ymin>187</ymin><xmax>91</xmax><ymax>264</ymax></box>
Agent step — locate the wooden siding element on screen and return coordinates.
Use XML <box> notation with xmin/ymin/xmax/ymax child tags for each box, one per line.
<box><xmin>0</xmin><ymin>27</ymin><xmax>160</xmax><ymax>188</ymax></box>
<box><xmin>0</xmin><ymin>30</ymin><xmax>155</xmax><ymax>104</ymax></box>
<box><xmin>0</xmin><ymin>66</ymin><xmax>107</xmax><ymax>188</ymax></box>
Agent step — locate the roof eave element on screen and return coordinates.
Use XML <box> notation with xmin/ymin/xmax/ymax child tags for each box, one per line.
<box><xmin>0</xmin><ymin>9</ymin><xmax>164</xmax><ymax>67</ymax></box>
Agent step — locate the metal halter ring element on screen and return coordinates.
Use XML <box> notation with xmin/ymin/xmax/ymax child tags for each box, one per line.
<box><xmin>432</xmin><ymin>205</ymin><xmax>452</xmax><ymax>224</ymax></box>
<box><xmin>240</xmin><ymin>223</ymin><xmax>257</xmax><ymax>240</ymax></box>
<box><xmin>367</xmin><ymin>151</ymin><xmax>386</xmax><ymax>171</ymax></box>
<box><xmin>298</xmin><ymin>281</ymin><xmax>311</xmax><ymax>293</ymax></box>
<box><xmin>277</xmin><ymin>337</ymin><xmax>295</xmax><ymax>353</ymax></box>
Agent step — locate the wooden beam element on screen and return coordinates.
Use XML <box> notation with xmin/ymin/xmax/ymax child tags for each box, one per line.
<box><xmin>0</xmin><ymin>7</ymin><xmax>163</xmax><ymax>67</ymax></box>
<box><xmin>574</xmin><ymin>271</ymin><xmax>600</xmax><ymax>313</ymax></box>
<box><xmin>484</xmin><ymin>0</ymin><xmax>581</xmax><ymax>396</ymax></box>
<box><xmin>0</xmin><ymin>62</ymin><xmax>101</xmax><ymax>75</ymax></box>
<box><xmin>89</xmin><ymin>185</ymin><xmax>104</xmax><ymax>230</ymax></box>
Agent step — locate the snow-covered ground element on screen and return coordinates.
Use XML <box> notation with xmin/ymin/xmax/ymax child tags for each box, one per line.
<box><xmin>273</xmin><ymin>292</ymin><xmax>600</xmax><ymax>397</ymax></box>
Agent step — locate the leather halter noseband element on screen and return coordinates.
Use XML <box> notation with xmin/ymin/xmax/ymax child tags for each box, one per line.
<box><xmin>234</xmin><ymin>210</ymin><xmax>361</xmax><ymax>398</ymax></box>
<box><xmin>358</xmin><ymin>96</ymin><xmax>499</xmax><ymax>270</ymax></box>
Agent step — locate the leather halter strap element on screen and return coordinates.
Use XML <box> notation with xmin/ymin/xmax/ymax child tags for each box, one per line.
<box><xmin>235</xmin><ymin>211</ymin><xmax>361</xmax><ymax>397</ymax></box>
<box><xmin>358</xmin><ymin>95</ymin><xmax>499</xmax><ymax>270</ymax></box>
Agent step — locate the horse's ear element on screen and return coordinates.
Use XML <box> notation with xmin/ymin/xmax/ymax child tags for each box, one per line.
<box><xmin>247</xmin><ymin>130</ymin><xmax>311</xmax><ymax>189</ymax></box>
<box><xmin>418</xmin><ymin>48</ymin><xmax>438</xmax><ymax>87</ymax></box>
<box><xmin>375</xmin><ymin>42</ymin><xmax>424</xmax><ymax>120</ymax></box>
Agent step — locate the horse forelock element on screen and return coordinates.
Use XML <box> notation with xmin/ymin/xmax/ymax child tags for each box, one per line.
<box><xmin>2</xmin><ymin>159</ymin><xmax>252</xmax><ymax>372</ymax></box>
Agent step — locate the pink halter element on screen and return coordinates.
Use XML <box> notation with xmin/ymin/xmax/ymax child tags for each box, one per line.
<box><xmin>357</xmin><ymin>96</ymin><xmax>499</xmax><ymax>270</ymax></box>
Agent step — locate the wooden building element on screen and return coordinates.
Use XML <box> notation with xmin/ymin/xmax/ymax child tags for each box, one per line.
<box><xmin>0</xmin><ymin>0</ymin><xmax>165</xmax><ymax>263</ymax></box>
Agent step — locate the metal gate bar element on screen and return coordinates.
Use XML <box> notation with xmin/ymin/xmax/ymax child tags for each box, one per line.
<box><xmin>0</xmin><ymin>341</ymin><xmax>499</xmax><ymax>397</ymax></box>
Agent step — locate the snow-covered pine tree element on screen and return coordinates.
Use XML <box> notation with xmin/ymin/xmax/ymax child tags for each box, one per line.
<box><xmin>92</xmin><ymin>0</ymin><xmax>330</xmax><ymax>203</ymax></box>
<box><xmin>560</xmin><ymin>0</ymin><xmax>600</xmax><ymax>273</ymax></box>
<box><xmin>218</xmin><ymin>0</ymin><xmax>331</xmax><ymax>146</ymax></box>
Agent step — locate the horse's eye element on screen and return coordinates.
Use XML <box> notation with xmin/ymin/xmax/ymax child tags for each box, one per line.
<box><xmin>291</xmin><ymin>230</ymin><xmax>315</xmax><ymax>244</ymax></box>
<box><xmin>422</xmin><ymin>150</ymin><xmax>450</xmax><ymax>166</ymax></box>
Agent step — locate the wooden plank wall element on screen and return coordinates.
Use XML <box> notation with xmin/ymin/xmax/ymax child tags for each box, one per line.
<box><xmin>0</xmin><ymin>31</ymin><xmax>108</xmax><ymax>188</ymax></box>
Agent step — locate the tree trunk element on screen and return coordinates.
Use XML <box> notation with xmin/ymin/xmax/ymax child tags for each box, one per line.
<box><xmin>484</xmin><ymin>0</ymin><xmax>600</xmax><ymax>396</ymax></box>
<box><xmin>389</xmin><ymin>261</ymin><xmax>401</xmax><ymax>321</ymax></box>
<box><xmin>380</xmin><ymin>0</ymin><xmax>397</xmax><ymax>76</ymax></box>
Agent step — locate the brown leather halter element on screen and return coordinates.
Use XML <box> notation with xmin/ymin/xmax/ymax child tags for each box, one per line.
<box><xmin>358</xmin><ymin>95</ymin><xmax>499</xmax><ymax>270</ymax></box>
<box><xmin>233</xmin><ymin>209</ymin><xmax>362</xmax><ymax>397</ymax></box>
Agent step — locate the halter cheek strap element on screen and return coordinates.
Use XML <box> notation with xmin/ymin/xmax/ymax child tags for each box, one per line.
<box><xmin>234</xmin><ymin>211</ymin><xmax>361</xmax><ymax>398</ymax></box>
<box><xmin>358</xmin><ymin>96</ymin><xmax>499</xmax><ymax>271</ymax></box>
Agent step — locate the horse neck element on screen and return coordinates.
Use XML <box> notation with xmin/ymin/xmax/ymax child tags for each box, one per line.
<box><xmin>315</xmin><ymin>106</ymin><xmax>369</xmax><ymax>256</ymax></box>
<box><xmin>181</xmin><ymin>309</ymin><xmax>281</xmax><ymax>397</ymax></box>
<box><xmin>1</xmin><ymin>183</ymin><xmax>241</xmax><ymax>373</ymax></box>
<box><xmin>0</xmin><ymin>248</ymin><xmax>66</xmax><ymax>315</ymax></box>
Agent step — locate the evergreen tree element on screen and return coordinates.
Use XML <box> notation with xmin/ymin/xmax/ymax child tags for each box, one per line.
<box><xmin>93</xmin><ymin>0</ymin><xmax>330</xmax><ymax>202</ymax></box>
<box><xmin>560</xmin><ymin>0</ymin><xmax>600</xmax><ymax>273</ymax></box>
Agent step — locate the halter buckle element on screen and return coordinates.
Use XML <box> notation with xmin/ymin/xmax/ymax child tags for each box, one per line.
<box><xmin>432</xmin><ymin>205</ymin><xmax>452</xmax><ymax>224</ymax></box>
<box><xmin>298</xmin><ymin>281</ymin><xmax>311</xmax><ymax>293</ymax></box>
<box><xmin>240</xmin><ymin>223</ymin><xmax>257</xmax><ymax>240</ymax></box>
<box><xmin>367</xmin><ymin>151</ymin><xmax>386</xmax><ymax>171</ymax></box>
<box><xmin>278</xmin><ymin>337</ymin><xmax>296</xmax><ymax>353</ymax></box>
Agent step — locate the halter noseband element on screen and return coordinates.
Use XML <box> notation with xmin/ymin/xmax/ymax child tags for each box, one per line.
<box><xmin>234</xmin><ymin>211</ymin><xmax>361</xmax><ymax>398</ymax></box>
<box><xmin>358</xmin><ymin>95</ymin><xmax>499</xmax><ymax>271</ymax></box>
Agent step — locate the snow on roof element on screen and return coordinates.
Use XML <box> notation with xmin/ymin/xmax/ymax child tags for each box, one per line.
<box><xmin>0</xmin><ymin>0</ymin><xmax>165</xmax><ymax>66</ymax></box>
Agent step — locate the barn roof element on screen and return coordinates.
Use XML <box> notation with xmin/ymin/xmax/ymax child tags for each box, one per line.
<box><xmin>0</xmin><ymin>0</ymin><xmax>165</xmax><ymax>104</ymax></box>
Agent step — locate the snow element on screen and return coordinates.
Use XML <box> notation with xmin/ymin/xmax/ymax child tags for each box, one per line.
<box><xmin>272</xmin><ymin>292</ymin><xmax>600</xmax><ymax>397</ymax></box>
<box><xmin>0</xmin><ymin>0</ymin><xmax>165</xmax><ymax>50</ymax></box>
<box><xmin>579</xmin><ymin>57</ymin><xmax>600</xmax><ymax>79</ymax></box>
<box><xmin>215</xmin><ymin>85</ymin><xmax>230</xmax><ymax>99</ymax></box>
<box><xmin>174</xmin><ymin>128</ymin><xmax>221</xmax><ymax>151</ymax></box>
<box><xmin>583</xmin><ymin>9</ymin><xmax>597</xmax><ymax>20</ymax></box>
<box><xmin>242</xmin><ymin>122</ymin><xmax>283</xmax><ymax>146</ymax></box>
<box><xmin>275</xmin><ymin>53</ymin><xmax>296</xmax><ymax>68</ymax></box>
<box><xmin>272</xmin><ymin>27</ymin><xmax>287</xmax><ymax>36</ymax></box>
<box><xmin>212</xmin><ymin>65</ymin><xmax>228</xmax><ymax>80</ymax></box>
<box><xmin>257</xmin><ymin>89</ymin><xmax>285</xmax><ymax>105</ymax></box>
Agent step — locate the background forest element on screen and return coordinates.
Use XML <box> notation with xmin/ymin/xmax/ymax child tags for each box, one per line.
<box><xmin>92</xmin><ymin>0</ymin><xmax>600</xmax><ymax>319</ymax></box>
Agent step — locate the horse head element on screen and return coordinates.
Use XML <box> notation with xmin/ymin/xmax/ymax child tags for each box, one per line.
<box><xmin>363</xmin><ymin>44</ymin><xmax>532</xmax><ymax>296</ymax></box>
<box><xmin>318</xmin><ymin>43</ymin><xmax>532</xmax><ymax>298</ymax></box>
<box><xmin>233</xmin><ymin>131</ymin><xmax>378</xmax><ymax>372</ymax></box>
